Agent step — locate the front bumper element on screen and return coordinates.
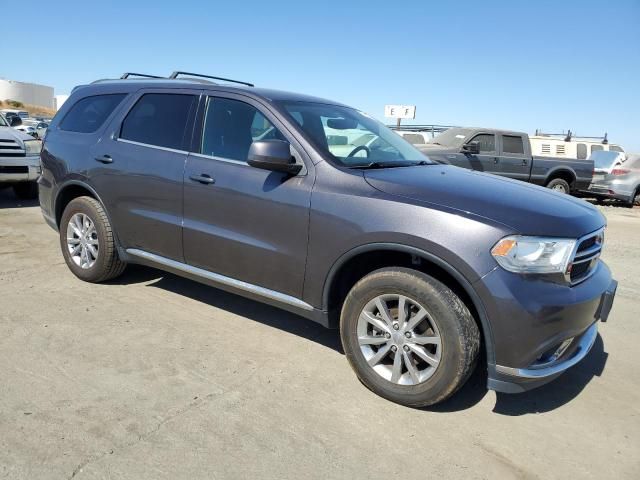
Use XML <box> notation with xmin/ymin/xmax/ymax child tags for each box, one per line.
<box><xmin>476</xmin><ymin>260</ymin><xmax>616</xmax><ymax>393</ymax></box>
<box><xmin>0</xmin><ymin>155</ymin><xmax>41</xmax><ymax>183</ymax></box>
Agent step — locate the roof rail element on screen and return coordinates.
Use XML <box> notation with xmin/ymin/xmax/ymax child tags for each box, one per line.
<box><xmin>169</xmin><ymin>71</ymin><xmax>254</xmax><ymax>87</ymax></box>
<box><xmin>120</xmin><ymin>72</ymin><xmax>164</xmax><ymax>79</ymax></box>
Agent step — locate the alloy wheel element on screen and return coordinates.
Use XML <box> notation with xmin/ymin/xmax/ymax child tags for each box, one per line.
<box><xmin>357</xmin><ymin>294</ymin><xmax>442</xmax><ymax>385</ymax></box>
<box><xmin>66</xmin><ymin>213</ymin><xmax>99</xmax><ymax>269</ymax></box>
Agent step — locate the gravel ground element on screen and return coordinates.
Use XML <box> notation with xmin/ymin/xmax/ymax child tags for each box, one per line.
<box><xmin>0</xmin><ymin>189</ymin><xmax>639</xmax><ymax>480</ymax></box>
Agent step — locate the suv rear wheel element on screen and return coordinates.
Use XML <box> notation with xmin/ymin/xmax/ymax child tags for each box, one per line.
<box><xmin>340</xmin><ymin>267</ymin><xmax>480</xmax><ymax>407</ymax></box>
<box><xmin>59</xmin><ymin>196</ymin><xmax>126</xmax><ymax>282</ymax></box>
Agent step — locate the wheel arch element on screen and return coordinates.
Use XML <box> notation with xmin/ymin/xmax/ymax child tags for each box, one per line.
<box><xmin>54</xmin><ymin>180</ymin><xmax>105</xmax><ymax>227</ymax></box>
<box><xmin>321</xmin><ymin>243</ymin><xmax>495</xmax><ymax>364</ymax></box>
<box><xmin>545</xmin><ymin>168</ymin><xmax>576</xmax><ymax>188</ymax></box>
<box><xmin>55</xmin><ymin>180</ymin><xmax>125</xmax><ymax>262</ymax></box>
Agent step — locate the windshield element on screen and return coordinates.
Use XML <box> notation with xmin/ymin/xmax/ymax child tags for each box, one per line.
<box><xmin>0</xmin><ymin>114</ymin><xmax>7</xmax><ymax>127</ymax></box>
<box><xmin>279</xmin><ymin>101</ymin><xmax>432</xmax><ymax>167</ymax></box>
<box><xmin>428</xmin><ymin>128</ymin><xmax>473</xmax><ymax>147</ymax></box>
<box><xmin>591</xmin><ymin>150</ymin><xmax>623</xmax><ymax>170</ymax></box>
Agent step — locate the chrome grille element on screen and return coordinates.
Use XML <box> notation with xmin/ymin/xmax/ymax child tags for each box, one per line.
<box><xmin>567</xmin><ymin>229</ymin><xmax>604</xmax><ymax>284</ymax></box>
<box><xmin>0</xmin><ymin>139</ymin><xmax>25</xmax><ymax>157</ymax></box>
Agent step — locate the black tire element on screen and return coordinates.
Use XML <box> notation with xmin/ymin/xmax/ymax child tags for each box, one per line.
<box><xmin>59</xmin><ymin>196</ymin><xmax>126</xmax><ymax>283</ymax></box>
<box><xmin>340</xmin><ymin>267</ymin><xmax>480</xmax><ymax>407</ymax></box>
<box><xmin>629</xmin><ymin>189</ymin><xmax>640</xmax><ymax>208</ymax></box>
<box><xmin>13</xmin><ymin>181</ymin><xmax>38</xmax><ymax>200</ymax></box>
<box><xmin>545</xmin><ymin>177</ymin><xmax>571</xmax><ymax>194</ymax></box>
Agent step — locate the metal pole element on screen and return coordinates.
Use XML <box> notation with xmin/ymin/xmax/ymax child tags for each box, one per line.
<box><xmin>396</xmin><ymin>118</ymin><xmax>401</xmax><ymax>129</ymax></box>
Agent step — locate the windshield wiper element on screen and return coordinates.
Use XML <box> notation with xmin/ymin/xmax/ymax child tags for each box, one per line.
<box><xmin>348</xmin><ymin>160</ymin><xmax>431</xmax><ymax>170</ymax></box>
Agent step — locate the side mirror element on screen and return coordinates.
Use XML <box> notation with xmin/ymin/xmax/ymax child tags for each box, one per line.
<box><xmin>461</xmin><ymin>141</ymin><xmax>480</xmax><ymax>154</ymax></box>
<box><xmin>10</xmin><ymin>116</ymin><xmax>22</xmax><ymax>127</ymax></box>
<box><xmin>247</xmin><ymin>140</ymin><xmax>302</xmax><ymax>175</ymax></box>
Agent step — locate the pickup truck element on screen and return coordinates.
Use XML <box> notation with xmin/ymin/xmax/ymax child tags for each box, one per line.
<box><xmin>418</xmin><ymin>128</ymin><xmax>593</xmax><ymax>194</ymax></box>
<box><xmin>0</xmin><ymin>113</ymin><xmax>42</xmax><ymax>199</ymax></box>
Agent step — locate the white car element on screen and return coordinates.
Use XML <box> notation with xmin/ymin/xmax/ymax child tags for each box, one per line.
<box><xmin>14</xmin><ymin>124</ymin><xmax>38</xmax><ymax>138</ymax></box>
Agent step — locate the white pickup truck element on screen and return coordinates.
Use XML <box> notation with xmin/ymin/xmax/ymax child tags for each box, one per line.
<box><xmin>0</xmin><ymin>113</ymin><xmax>42</xmax><ymax>199</ymax></box>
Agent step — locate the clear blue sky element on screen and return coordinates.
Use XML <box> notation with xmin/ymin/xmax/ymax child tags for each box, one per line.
<box><xmin>3</xmin><ymin>0</ymin><xmax>639</xmax><ymax>150</ymax></box>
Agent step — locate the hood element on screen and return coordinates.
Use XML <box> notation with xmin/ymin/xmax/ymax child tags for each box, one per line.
<box><xmin>0</xmin><ymin>126</ymin><xmax>32</xmax><ymax>143</ymax></box>
<box><xmin>364</xmin><ymin>165</ymin><xmax>605</xmax><ymax>237</ymax></box>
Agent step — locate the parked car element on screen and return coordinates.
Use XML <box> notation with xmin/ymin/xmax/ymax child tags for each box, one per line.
<box><xmin>2</xmin><ymin>111</ymin><xmax>21</xmax><ymax>124</ymax></box>
<box><xmin>0</xmin><ymin>108</ymin><xmax>29</xmax><ymax>119</ymax></box>
<box><xmin>585</xmin><ymin>151</ymin><xmax>640</xmax><ymax>206</ymax></box>
<box><xmin>14</xmin><ymin>124</ymin><xmax>38</xmax><ymax>138</ymax></box>
<box><xmin>0</xmin><ymin>113</ymin><xmax>42</xmax><ymax>199</ymax></box>
<box><xmin>419</xmin><ymin>127</ymin><xmax>593</xmax><ymax>194</ymax></box>
<box><xmin>36</xmin><ymin>122</ymin><xmax>49</xmax><ymax>138</ymax></box>
<box><xmin>39</xmin><ymin>71</ymin><xmax>617</xmax><ymax>407</ymax></box>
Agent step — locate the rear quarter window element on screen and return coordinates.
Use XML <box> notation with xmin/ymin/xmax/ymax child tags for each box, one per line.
<box><xmin>60</xmin><ymin>94</ymin><xmax>126</xmax><ymax>133</ymax></box>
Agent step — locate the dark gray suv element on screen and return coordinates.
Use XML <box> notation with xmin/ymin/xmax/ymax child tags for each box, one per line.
<box><xmin>39</xmin><ymin>72</ymin><xmax>617</xmax><ymax>407</ymax></box>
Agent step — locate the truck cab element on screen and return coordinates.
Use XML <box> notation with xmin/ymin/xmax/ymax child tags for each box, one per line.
<box><xmin>419</xmin><ymin>127</ymin><xmax>593</xmax><ymax>194</ymax></box>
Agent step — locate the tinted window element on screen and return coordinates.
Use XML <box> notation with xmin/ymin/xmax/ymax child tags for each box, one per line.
<box><xmin>502</xmin><ymin>135</ymin><xmax>524</xmax><ymax>154</ymax></box>
<box><xmin>577</xmin><ymin>143</ymin><xmax>587</xmax><ymax>159</ymax></box>
<box><xmin>470</xmin><ymin>134</ymin><xmax>495</xmax><ymax>152</ymax></box>
<box><xmin>591</xmin><ymin>144</ymin><xmax>604</xmax><ymax>154</ymax></box>
<box><xmin>60</xmin><ymin>94</ymin><xmax>126</xmax><ymax>133</ymax></box>
<box><xmin>201</xmin><ymin>97</ymin><xmax>285</xmax><ymax>161</ymax></box>
<box><xmin>121</xmin><ymin>94</ymin><xmax>196</xmax><ymax>150</ymax></box>
<box><xmin>403</xmin><ymin>133</ymin><xmax>427</xmax><ymax>145</ymax></box>
<box><xmin>609</xmin><ymin>145</ymin><xmax>623</xmax><ymax>152</ymax></box>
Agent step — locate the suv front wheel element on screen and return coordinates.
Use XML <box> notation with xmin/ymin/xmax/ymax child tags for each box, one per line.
<box><xmin>60</xmin><ymin>196</ymin><xmax>126</xmax><ymax>282</ymax></box>
<box><xmin>340</xmin><ymin>267</ymin><xmax>480</xmax><ymax>407</ymax></box>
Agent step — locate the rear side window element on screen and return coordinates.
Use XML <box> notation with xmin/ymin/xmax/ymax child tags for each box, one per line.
<box><xmin>502</xmin><ymin>135</ymin><xmax>524</xmax><ymax>154</ymax></box>
<box><xmin>577</xmin><ymin>143</ymin><xmax>587</xmax><ymax>159</ymax></box>
<box><xmin>591</xmin><ymin>144</ymin><xmax>604</xmax><ymax>154</ymax></box>
<box><xmin>120</xmin><ymin>93</ymin><xmax>196</xmax><ymax>150</ymax></box>
<box><xmin>609</xmin><ymin>145</ymin><xmax>623</xmax><ymax>152</ymax></box>
<box><xmin>470</xmin><ymin>134</ymin><xmax>495</xmax><ymax>152</ymax></box>
<box><xmin>60</xmin><ymin>94</ymin><xmax>126</xmax><ymax>133</ymax></box>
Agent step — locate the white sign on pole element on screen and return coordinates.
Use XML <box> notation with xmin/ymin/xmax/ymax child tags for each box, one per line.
<box><xmin>384</xmin><ymin>104</ymin><xmax>416</xmax><ymax>120</ymax></box>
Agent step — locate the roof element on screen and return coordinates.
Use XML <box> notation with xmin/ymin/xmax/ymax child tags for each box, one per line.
<box><xmin>77</xmin><ymin>77</ymin><xmax>347</xmax><ymax>107</ymax></box>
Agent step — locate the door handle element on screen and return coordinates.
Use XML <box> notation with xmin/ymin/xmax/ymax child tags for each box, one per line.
<box><xmin>493</xmin><ymin>157</ymin><xmax>499</xmax><ymax>164</ymax></box>
<box><xmin>95</xmin><ymin>155</ymin><xmax>113</xmax><ymax>164</ymax></box>
<box><xmin>522</xmin><ymin>159</ymin><xmax>528</xmax><ymax>166</ymax></box>
<box><xmin>190</xmin><ymin>174</ymin><xmax>215</xmax><ymax>185</ymax></box>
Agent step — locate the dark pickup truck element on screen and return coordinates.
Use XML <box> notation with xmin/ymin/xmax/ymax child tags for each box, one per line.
<box><xmin>418</xmin><ymin>128</ymin><xmax>593</xmax><ymax>194</ymax></box>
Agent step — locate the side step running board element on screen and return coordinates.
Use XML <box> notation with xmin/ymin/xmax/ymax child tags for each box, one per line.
<box><xmin>125</xmin><ymin>248</ymin><xmax>314</xmax><ymax>311</ymax></box>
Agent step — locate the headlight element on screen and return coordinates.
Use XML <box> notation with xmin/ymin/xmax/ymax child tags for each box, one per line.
<box><xmin>24</xmin><ymin>140</ymin><xmax>42</xmax><ymax>156</ymax></box>
<box><xmin>491</xmin><ymin>236</ymin><xmax>576</xmax><ymax>274</ymax></box>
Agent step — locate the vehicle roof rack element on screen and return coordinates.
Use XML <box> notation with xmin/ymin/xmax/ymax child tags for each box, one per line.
<box><xmin>534</xmin><ymin>129</ymin><xmax>609</xmax><ymax>144</ymax></box>
<box><xmin>120</xmin><ymin>72</ymin><xmax>164</xmax><ymax>79</ymax></box>
<box><xmin>169</xmin><ymin>71</ymin><xmax>254</xmax><ymax>87</ymax></box>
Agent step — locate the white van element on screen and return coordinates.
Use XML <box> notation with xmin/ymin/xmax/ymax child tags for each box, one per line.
<box><xmin>530</xmin><ymin>131</ymin><xmax>624</xmax><ymax>160</ymax></box>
